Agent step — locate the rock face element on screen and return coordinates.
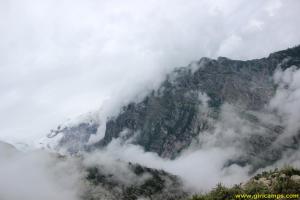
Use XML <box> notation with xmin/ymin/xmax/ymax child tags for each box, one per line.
<box><xmin>93</xmin><ymin>45</ymin><xmax>300</xmax><ymax>159</ymax></box>
<box><xmin>48</xmin><ymin>45</ymin><xmax>300</xmax><ymax>169</ymax></box>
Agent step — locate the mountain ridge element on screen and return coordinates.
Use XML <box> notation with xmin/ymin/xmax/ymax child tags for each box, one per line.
<box><xmin>44</xmin><ymin>45</ymin><xmax>300</xmax><ymax>172</ymax></box>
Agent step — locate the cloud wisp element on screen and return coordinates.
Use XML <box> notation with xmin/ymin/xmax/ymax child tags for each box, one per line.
<box><xmin>0</xmin><ymin>141</ymin><xmax>83</xmax><ymax>200</ymax></box>
<box><xmin>1</xmin><ymin>0</ymin><xmax>300</xmax><ymax>146</ymax></box>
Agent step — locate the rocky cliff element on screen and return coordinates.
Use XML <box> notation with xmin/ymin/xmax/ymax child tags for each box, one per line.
<box><xmin>46</xmin><ymin>45</ymin><xmax>300</xmax><ymax>171</ymax></box>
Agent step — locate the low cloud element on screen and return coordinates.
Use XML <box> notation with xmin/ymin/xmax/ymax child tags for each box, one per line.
<box><xmin>87</xmin><ymin>135</ymin><xmax>248</xmax><ymax>192</ymax></box>
<box><xmin>0</xmin><ymin>141</ymin><xmax>83</xmax><ymax>200</ymax></box>
<box><xmin>1</xmin><ymin>0</ymin><xmax>300</xmax><ymax>198</ymax></box>
<box><xmin>270</xmin><ymin>66</ymin><xmax>300</xmax><ymax>135</ymax></box>
<box><xmin>1</xmin><ymin>0</ymin><xmax>300</xmax><ymax>146</ymax></box>
<box><xmin>86</xmin><ymin>73</ymin><xmax>300</xmax><ymax>192</ymax></box>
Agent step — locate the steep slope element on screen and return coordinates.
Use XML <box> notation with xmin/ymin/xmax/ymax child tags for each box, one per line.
<box><xmin>45</xmin><ymin>45</ymin><xmax>300</xmax><ymax>171</ymax></box>
<box><xmin>94</xmin><ymin>45</ymin><xmax>300</xmax><ymax>162</ymax></box>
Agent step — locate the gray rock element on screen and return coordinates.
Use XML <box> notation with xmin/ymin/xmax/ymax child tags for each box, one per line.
<box><xmin>48</xmin><ymin>45</ymin><xmax>300</xmax><ymax>171</ymax></box>
<box><xmin>93</xmin><ymin>45</ymin><xmax>300</xmax><ymax>162</ymax></box>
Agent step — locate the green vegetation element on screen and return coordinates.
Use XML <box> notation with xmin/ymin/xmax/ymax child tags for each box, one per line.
<box><xmin>190</xmin><ymin>167</ymin><xmax>300</xmax><ymax>200</ymax></box>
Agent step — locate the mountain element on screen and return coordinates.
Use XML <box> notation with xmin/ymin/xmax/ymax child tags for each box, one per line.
<box><xmin>44</xmin><ymin>45</ymin><xmax>300</xmax><ymax>172</ymax></box>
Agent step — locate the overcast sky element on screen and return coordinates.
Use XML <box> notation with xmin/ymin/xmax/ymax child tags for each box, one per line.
<box><xmin>0</xmin><ymin>0</ymin><xmax>300</xmax><ymax>146</ymax></box>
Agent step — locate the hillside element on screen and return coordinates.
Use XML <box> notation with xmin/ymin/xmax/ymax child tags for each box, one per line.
<box><xmin>190</xmin><ymin>166</ymin><xmax>300</xmax><ymax>200</ymax></box>
<box><xmin>45</xmin><ymin>45</ymin><xmax>300</xmax><ymax>172</ymax></box>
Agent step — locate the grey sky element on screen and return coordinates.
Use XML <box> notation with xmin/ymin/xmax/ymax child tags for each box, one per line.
<box><xmin>0</xmin><ymin>0</ymin><xmax>300</xmax><ymax>146</ymax></box>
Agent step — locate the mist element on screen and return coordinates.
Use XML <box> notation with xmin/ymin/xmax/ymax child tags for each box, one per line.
<box><xmin>1</xmin><ymin>0</ymin><xmax>300</xmax><ymax>146</ymax></box>
<box><xmin>81</xmin><ymin>68</ymin><xmax>300</xmax><ymax>192</ymax></box>
<box><xmin>0</xmin><ymin>141</ymin><xmax>83</xmax><ymax>200</ymax></box>
<box><xmin>1</xmin><ymin>0</ymin><xmax>300</xmax><ymax>199</ymax></box>
<box><xmin>1</xmin><ymin>63</ymin><xmax>300</xmax><ymax>197</ymax></box>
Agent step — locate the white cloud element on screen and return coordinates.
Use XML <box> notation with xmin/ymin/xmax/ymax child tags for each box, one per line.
<box><xmin>89</xmin><ymin>135</ymin><xmax>249</xmax><ymax>192</ymax></box>
<box><xmin>1</xmin><ymin>1</ymin><xmax>300</xmax><ymax>195</ymax></box>
<box><xmin>84</xmin><ymin>103</ymin><xmax>259</xmax><ymax>192</ymax></box>
<box><xmin>0</xmin><ymin>0</ymin><xmax>300</xmax><ymax>148</ymax></box>
<box><xmin>0</xmin><ymin>141</ymin><xmax>83</xmax><ymax>200</ymax></box>
<box><xmin>88</xmin><ymin>96</ymin><xmax>300</xmax><ymax>192</ymax></box>
<box><xmin>217</xmin><ymin>34</ymin><xmax>243</xmax><ymax>57</ymax></box>
<box><xmin>269</xmin><ymin>66</ymin><xmax>300</xmax><ymax>136</ymax></box>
